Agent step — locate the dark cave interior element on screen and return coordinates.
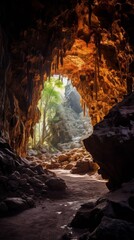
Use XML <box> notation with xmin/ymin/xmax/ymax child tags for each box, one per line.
<box><xmin>0</xmin><ymin>0</ymin><xmax>134</xmax><ymax>239</ymax></box>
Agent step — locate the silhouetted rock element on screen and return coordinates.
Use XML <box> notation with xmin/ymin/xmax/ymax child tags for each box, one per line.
<box><xmin>0</xmin><ymin>138</ymin><xmax>67</xmax><ymax>216</ymax></box>
<box><xmin>65</xmin><ymin>179</ymin><xmax>134</xmax><ymax>240</ymax></box>
<box><xmin>84</xmin><ymin>93</ymin><xmax>134</xmax><ymax>189</ymax></box>
<box><xmin>4</xmin><ymin>197</ymin><xmax>29</xmax><ymax>214</ymax></box>
<box><xmin>85</xmin><ymin>217</ymin><xmax>134</xmax><ymax>240</ymax></box>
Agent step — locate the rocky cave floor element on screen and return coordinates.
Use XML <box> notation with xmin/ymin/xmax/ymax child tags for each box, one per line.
<box><xmin>1</xmin><ymin>129</ymin><xmax>134</xmax><ymax>240</ymax></box>
<box><xmin>0</xmin><ymin>169</ymin><xmax>107</xmax><ymax>240</ymax></box>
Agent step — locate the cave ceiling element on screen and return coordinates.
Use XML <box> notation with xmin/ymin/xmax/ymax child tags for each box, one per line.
<box><xmin>0</xmin><ymin>0</ymin><xmax>134</xmax><ymax>155</ymax></box>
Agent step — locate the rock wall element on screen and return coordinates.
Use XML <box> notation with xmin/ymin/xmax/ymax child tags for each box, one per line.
<box><xmin>0</xmin><ymin>0</ymin><xmax>134</xmax><ymax>159</ymax></box>
<box><xmin>84</xmin><ymin>93</ymin><xmax>134</xmax><ymax>189</ymax></box>
<box><xmin>57</xmin><ymin>0</ymin><xmax>134</xmax><ymax>125</ymax></box>
<box><xmin>0</xmin><ymin>0</ymin><xmax>78</xmax><ymax>155</ymax></box>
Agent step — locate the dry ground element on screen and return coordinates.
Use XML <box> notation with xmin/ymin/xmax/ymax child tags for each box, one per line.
<box><xmin>0</xmin><ymin>170</ymin><xmax>108</xmax><ymax>240</ymax></box>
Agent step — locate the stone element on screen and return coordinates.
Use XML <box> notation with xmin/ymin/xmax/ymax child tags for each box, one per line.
<box><xmin>8</xmin><ymin>179</ymin><xmax>19</xmax><ymax>191</ymax></box>
<box><xmin>22</xmin><ymin>173</ymin><xmax>29</xmax><ymax>179</ymax></box>
<box><xmin>37</xmin><ymin>174</ymin><xmax>50</xmax><ymax>182</ymax></box>
<box><xmin>4</xmin><ymin>197</ymin><xmax>28</xmax><ymax>213</ymax></box>
<box><xmin>31</xmin><ymin>164</ymin><xmax>44</xmax><ymax>175</ymax></box>
<box><xmin>84</xmin><ymin>93</ymin><xmax>134</xmax><ymax>189</ymax></box>
<box><xmin>0</xmin><ymin>0</ymin><xmax>134</xmax><ymax>224</ymax></box>
<box><xmin>45</xmin><ymin>162</ymin><xmax>60</xmax><ymax>169</ymax></box>
<box><xmin>45</xmin><ymin>177</ymin><xmax>67</xmax><ymax>191</ymax></box>
<box><xmin>22</xmin><ymin>183</ymin><xmax>32</xmax><ymax>194</ymax></box>
<box><xmin>87</xmin><ymin>217</ymin><xmax>134</xmax><ymax>240</ymax></box>
<box><xmin>64</xmin><ymin>163</ymin><xmax>74</xmax><ymax>170</ymax></box>
<box><xmin>9</xmin><ymin>171</ymin><xmax>21</xmax><ymax>180</ymax></box>
<box><xmin>28</xmin><ymin>177</ymin><xmax>44</xmax><ymax>188</ymax></box>
<box><xmin>21</xmin><ymin>168</ymin><xmax>35</xmax><ymax>177</ymax></box>
<box><xmin>19</xmin><ymin>178</ymin><xmax>27</xmax><ymax>186</ymax></box>
<box><xmin>27</xmin><ymin>149</ymin><xmax>38</xmax><ymax>156</ymax></box>
<box><xmin>66</xmin><ymin>179</ymin><xmax>134</xmax><ymax>239</ymax></box>
<box><xmin>70</xmin><ymin>199</ymin><xmax>112</xmax><ymax>231</ymax></box>
<box><xmin>58</xmin><ymin>154</ymin><xmax>69</xmax><ymax>162</ymax></box>
<box><xmin>26</xmin><ymin>197</ymin><xmax>35</xmax><ymax>208</ymax></box>
<box><xmin>71</xmin><ymin>159</ymin><xmax>90</xmax><ymax>174</ymax></box>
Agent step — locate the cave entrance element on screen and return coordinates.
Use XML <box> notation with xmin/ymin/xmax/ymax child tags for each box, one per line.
<box><xmin>28</xmin><ymin>75</ymin><xmax>93</xmax><ymax>153</ymax></box>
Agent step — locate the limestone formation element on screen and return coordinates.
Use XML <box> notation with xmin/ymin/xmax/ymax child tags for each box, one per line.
<box><xmin>84</xmin><ymin>93</ymin><xmax>134</xmax><ymax>189</ymax></box>
<box><xmin>0</xmin><ymin>0</ymin><xmax>134</xmax><ymax>156</ymax></box>
<box><xmin>0</xmin><ymin>3</ymin><xmax>134</xmax><ymax>237</ymax></box>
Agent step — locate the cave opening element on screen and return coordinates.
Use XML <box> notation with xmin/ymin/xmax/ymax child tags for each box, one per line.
<box><xmin>28</xmin><ymin>75</ymin><xmax>93</xmax><ymax>153</ymax></box>
<box><xmin>0</xmin><ymin>0</ymin><xmax>134</xmax><ymax>239</ymax></box>
<box><xmin>27</xmin><ymin>74</ymin><xmax>97</xmax><ymax>175</ymax></box>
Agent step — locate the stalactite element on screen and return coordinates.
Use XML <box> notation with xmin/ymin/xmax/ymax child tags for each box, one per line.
<box><xmin>44</xmin><ymin>60</ymin><xmax>51</xmax><ymax>80</ymax></box>
<box><xmin>56</xmin><ymin>49</ymin><xmax>59</xmax><ymax>69</ymax></box>
<box><xmin>28</xmin><ymin>73</ymin><xmax>34</xmax><ymax>105</ymax></box>
<box><xmin>54</xmin><ymin>63</ymin><xmax>57</xmax><ymax>73</ymax></box>
<box><xmin>93</xmin><ymin>29</ymin><xmax>101</xmax><ymax>100</ymax></box>
<box><xmin>26</xmin><ymin>61</ymin><xmax>32</xmax><ymax>107</ymax></box>
<box><xmin>60</xmin><ymin>49</ymin><xmax>63</xmax><ymax>66</ymax></box>
<box><xmin>2</xmin><ymin>60</ymin><xmax>10</xmax><ymax>123</ymax></box>
<box><xmin>93</xmin><ymin>54</ymin><xmax>98</xmax><ymax>100</ymax></box>
<box><xmin>7</xmin><ymin>90</ymin><xmax>15</xmax><ymax>114</ymax></box>
<box><xmin>52</xmin><ymin>63</ymin><xmax>55</xmax><ymax>70</ymax></box>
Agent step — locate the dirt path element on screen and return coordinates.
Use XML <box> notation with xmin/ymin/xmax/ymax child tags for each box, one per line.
<box><xmin>0</xmin><ymin>170</ymin><xmax>108</xmax><ymax>240</ymax></box>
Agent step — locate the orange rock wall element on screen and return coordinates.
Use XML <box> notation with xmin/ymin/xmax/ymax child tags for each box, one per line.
<box><xmin>0</xmin><ymin>0</ymin><xmax>134</xmax><ymax>154</ymax></box>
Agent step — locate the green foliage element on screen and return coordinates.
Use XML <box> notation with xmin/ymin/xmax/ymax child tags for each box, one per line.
<box><xmin>32</xmin><ymin>77</ymin><xmax>63</xmax><ymax>148</ymax></box>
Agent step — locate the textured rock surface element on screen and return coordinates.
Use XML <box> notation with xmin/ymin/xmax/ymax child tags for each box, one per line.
<box><xmin>0</xmin><ymin>138</ymin><xmax>67</xmax><ymax>216</ymax></box>
<box><xmin>62</xmin><ymin>179</ymin><xmax>134</xmax><ymax>240</ymax></box>
<box><xmin>48</xmin><ymin>83</ymin><xmax>92</xmax><ymax>150</ymax></box>
<box><xmin>0</xmin><ymin>0</ymin><xmax>134</xmax><ymax>155</ymax></box>
<box><xmin>29</xmin><ymin>147</ymin><xmax>98</xmax><ymax>175</ymax></box>
<box><xmin>84</xmin><ymin>93</ymin><xmax>134</xmax><ymax>189</ymax></box>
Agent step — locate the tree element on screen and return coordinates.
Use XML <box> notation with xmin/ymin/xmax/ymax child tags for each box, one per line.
<box><xmin>33</xmin><ymin>77</ymin><xmax>63</xmax><ymax>147</ymax></box>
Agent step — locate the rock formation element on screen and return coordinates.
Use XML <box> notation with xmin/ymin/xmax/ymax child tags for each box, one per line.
<box><xmin>49</xmin><ymin>83</ymin><xmax>92</xmax><ymax>150</ymax></box>
<box><xmin>27</xmin><ymin>147</ymin><xmax>98</xmax><ymax>175</ymax></box>
<box><xmin>0</xmin><ymin>0</ymin><xmax>134</xmax><ymax>156</ymax></box>
<box><xmin>0</xmin><ymin>1</ymin><xmax>134</xmax><ymax>233</ymax></box>
<box><xmin>63</xmin><ymin>179</ymin><xmax>134</xmax><ymax>240</ymax></box>
<box><xmin>0</xmin><ymin>137</ymin><xmax>67</xmax><ymax>216</ymax></box>
<box><xmin>84</xmin><ymin>92</ymin><xmax>134</xmax><ymax>189</ymax></box>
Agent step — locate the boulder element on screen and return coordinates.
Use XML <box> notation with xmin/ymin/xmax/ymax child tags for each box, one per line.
<box><xmin>28</xmin><ymin>177</ymin><xmax>45</xmax><ymax>189</ymax></box>
<box><xmin>58</xmin><ymin>154</ymin><xmax>69</xmax><ymax>162</ymax></box>
<box><xmin>45</xmin><ymin>177</ymin><xmax>67</xmax><ymax>191</ymax></box>
<box><xmin>84</xmin><ymin>93</ymin><xmax>134</xmax><ymax>189</ymax></box>
<box><xmin>45</xmin><ymin>162</ymin><xmax>60</xmax><ymax>169</ymax></box>
<box><xmin>85</xmin><ymin>217</ymin><xmax>134</xmax><ymax>240</ymax></box>
<box><xmin>45</xmin><ymin>147</ymin><xmax>96</xmax><ymax>175</ymax></box>
<box><xmin>66</xmin><ymin>179</ymin><xmax>134</xmax><ymax>240</ymax></box>
<box><xmin>64</xmin><ymin>163</ymin><xmax>75</xmax><ymax>170</ymax></box>
<box><xmin>4</xmin><ymin>197</ymin><xmax>29</xmax><ymax>214</ymax></box>
<box><xmin>71</xmin><ymin>159</ymin><xmax>97</xmax><ymax>174</ymax></box>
